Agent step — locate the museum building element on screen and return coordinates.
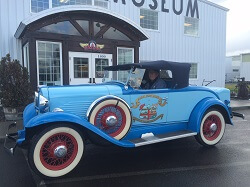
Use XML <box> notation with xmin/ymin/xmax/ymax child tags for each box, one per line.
<box><xmin>0</xmin><ymin>0</ymin><xmax>228</xmax><ymax>90</ymax></box>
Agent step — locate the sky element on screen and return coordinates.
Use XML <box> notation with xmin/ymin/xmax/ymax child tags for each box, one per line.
<box><xmin>209</xmin><ymin>0</ymin><xmax>250</xmax><ymax>56</ymax></box>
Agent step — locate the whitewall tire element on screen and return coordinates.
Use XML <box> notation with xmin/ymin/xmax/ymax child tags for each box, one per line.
<box><xmin>195</xmin><ymin>110</ymin><xmax>225</xmax><ymax>146</ymax></box>
<box><xmin>89</xmin><ymin>99</ymin><xmax>131</xmax><ymax>140</ymax></box>
<box><xmin>29</xmin><ymin>125</ymin><xmax>84</xmax><ymax>178</ymax></box>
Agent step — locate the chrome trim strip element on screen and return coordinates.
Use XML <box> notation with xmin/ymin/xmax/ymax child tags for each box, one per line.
<box><xmin>134</xmin><ymin>132</ymin><xmax>197</xmax><ymax>147</ymax></box>
<box><xmin>86</xmin><ymin>95</ymin><xmax>131</xmax><ymax>119</ymax></box>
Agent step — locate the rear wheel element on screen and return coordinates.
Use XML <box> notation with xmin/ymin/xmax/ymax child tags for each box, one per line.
<box><xmin>195</xmin><ymin>110</ymin><xmax>225</xmax><ymax>146</ymax></box>
<box><xmin>28</xmin><ymin>124</ymin><xmax>84</xmax><ymax>178</ymax></box>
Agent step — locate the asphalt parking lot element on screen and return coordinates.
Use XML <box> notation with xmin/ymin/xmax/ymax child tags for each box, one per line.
<box><xmin>0</xmin><ymin>109</ymin><xmax>250</xmax><ymax>187</ymax></box>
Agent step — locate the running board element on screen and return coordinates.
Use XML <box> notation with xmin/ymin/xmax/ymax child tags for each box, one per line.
<box><xmin>130</xmin><ymin>130</ymin><xmax>197</xmax><ymax>147</ymax></box>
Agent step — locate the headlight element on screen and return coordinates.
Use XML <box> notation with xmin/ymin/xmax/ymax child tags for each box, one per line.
<box><xmin>35</xmin><ymin>92</ymin><xmax>49</xmax><ymax>113</ymax></box>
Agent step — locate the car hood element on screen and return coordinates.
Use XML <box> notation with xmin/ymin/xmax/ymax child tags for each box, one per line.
<box><xmin>39</xmin><ymin>83</ymin><xmax>125</xmax><ymax>116</ymax></box>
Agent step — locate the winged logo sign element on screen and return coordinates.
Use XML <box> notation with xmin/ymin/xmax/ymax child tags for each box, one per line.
<box><xmin>80</xmin><ymin>40</ymin><xmax>104</xmax><ymax>52</ymax></box>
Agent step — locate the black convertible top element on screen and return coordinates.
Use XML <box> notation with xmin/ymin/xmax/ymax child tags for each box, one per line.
<box><xmin>104</xmin><ymin>60</ymin><xmax>191</xmax><ymax>89</ymax></box>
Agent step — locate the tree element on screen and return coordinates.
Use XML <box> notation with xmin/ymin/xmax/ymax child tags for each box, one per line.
<box><xmin>0</xmin><ymin>54</ymin><xmax>33</xmax><ymax>109</ymax></box>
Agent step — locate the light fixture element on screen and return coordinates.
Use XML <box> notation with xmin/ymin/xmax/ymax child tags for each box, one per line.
<box><xmin>60</xmin><ymin>0</ymin><xmax>70</xmax><ymax>3</ymax></box>
<box><xmin>96</xmin><ymin>22</ymin><xmax>101</xmax><ymax>27</ymax></box>
<box><xmin>184</xmin><ymin>23</ymin><xmax>192</xmax><ymax>27</ymax></box>
<box><xmin>140</xmin><ymin>15</ymin><xmax>145</xmax><ymax>19</ymax></box>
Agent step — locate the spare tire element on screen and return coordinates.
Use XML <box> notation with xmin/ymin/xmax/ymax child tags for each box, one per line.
<box><xmin>88</xmin><ymin>99</ymin><xmax>132</xmax><ymax>140</ymax></box>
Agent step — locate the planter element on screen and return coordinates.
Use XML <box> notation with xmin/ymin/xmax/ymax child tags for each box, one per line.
<box><xmin>3</xmin><ymin>107</ymin><xmax>24</xmax><ymax>121</ymax></box>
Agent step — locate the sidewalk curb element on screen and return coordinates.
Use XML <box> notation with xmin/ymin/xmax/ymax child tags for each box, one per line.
<box><xmin>231</xmin><ymin>106</ymin><xmax>250</xmax><ymax>110</ymax></box>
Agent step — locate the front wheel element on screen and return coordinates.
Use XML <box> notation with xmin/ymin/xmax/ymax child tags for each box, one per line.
<box><xmin>195</xmin><ymin>110</ymin><xmax>225</xmax><ymax>146</ymax></box>
<box><xmin>28</xmin><ymin>124</ymin><xmax>84</xmax><ymax>178</ymax></box>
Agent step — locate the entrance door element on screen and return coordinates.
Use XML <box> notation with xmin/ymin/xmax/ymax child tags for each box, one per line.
<box><xmin>69</xmin><ymin>52</ymin><xmax>112</xmax><ymax>85</ymax></box>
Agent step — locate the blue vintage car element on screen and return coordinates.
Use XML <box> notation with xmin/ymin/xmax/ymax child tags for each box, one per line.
<box><xmin>5</xmin><ymin>60</ymin><xmax>240</xmax><ymax>178</ymax></box>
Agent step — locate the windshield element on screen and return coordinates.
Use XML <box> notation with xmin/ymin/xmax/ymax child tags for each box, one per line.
<box><xmin>102</xmin><ymin>68</ymin><xmax>145</xmax><ymax>88</ymax></box>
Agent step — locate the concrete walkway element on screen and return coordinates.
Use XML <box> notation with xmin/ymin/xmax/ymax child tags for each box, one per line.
<box><xmin>230</xmin><ymin>99</ymin><xmax>250</xmax><ymax>110</ymax></box>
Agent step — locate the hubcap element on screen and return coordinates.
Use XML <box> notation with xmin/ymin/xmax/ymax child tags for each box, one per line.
<box><xmin>106</xmin><ymin>115</ymin><xmax>118</xmax><ymax>126</ymax></box>
<box><xmin>54</xmin><ymin>145</ymin><xmax>67</xmax><ymax>158</ymax></box>
<box><xmin>94</xmin><ymin>104</ymin><xmax>126</xmax><ymax>137</ymax></box>
<box><xmin>203</xmin><ymin>114</ymin><xmax>222</xmax><ymax>141</ymax></box>
<box><xmin>210</xmin><ymin>123</ymin><xmax>217</xmax><ymax>133</ymax></box>
<box><xmin>40</xmin><ymin>132</ymin><xmax>78</xmax><ymax>171</ymax></box>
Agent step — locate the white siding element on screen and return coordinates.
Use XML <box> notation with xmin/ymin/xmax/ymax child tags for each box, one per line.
<box><xmin>0</xmin><ymin>0</ymin><xmax>31</xmax><ymax>61</ymax></box>
<box><xmin>0</xmin><ymin>0</ymin><xmax>227</xmax><ymax>87</ymax></box>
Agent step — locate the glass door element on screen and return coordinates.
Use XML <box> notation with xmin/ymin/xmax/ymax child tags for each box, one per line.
<box><xmin>92</xmin><ymin>53</ymin><xmax>112</xmax><ymax>83</ymax></box>
<box><xmin>69</xmin><ymin>52</ymin><xmax>91</xmax><ymax>85</ymax></box>
<box><xmin>69</xmin><ymin>52</ymin><xmax>112</xmax><ymax>85</ymax></box>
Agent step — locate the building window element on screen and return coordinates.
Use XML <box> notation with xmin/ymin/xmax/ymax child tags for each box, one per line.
<box><xmin>103</xmin><ymin>27</ymin><xmax>131</xmax><ymax>41</ymax></box>
<box><xmin>117</xmin><ymin>47</ymin><xmax>134</xmax><ymax>82</ymax></box>
<box><xmin>74</xmin><ymin>58</ymin><xmax>89</xmax><ymax>78</ymax></box>
<box><xmin>233</xmin><ymin>69</ymin><xmax>239</xmax><ymax>72</ymax></box>
<box><xmin>31</xmin><ymin>0</ymin><xmax>109</xmax><ymax>13</ymax></box>
<box><xmin>31</xmin><ymin>0</ymin><xmax>49</xmax><ymax>13</ymax></box>
<box><xmin>94</xmin><ymin>0</ymin><xmax>109</xmax><ymax>8</ymax></box>
<box><xmin>36</xmin><ymin>41</ymin><xmax>62</xmax><ymax>86</ymax></box>
<box><xmin>52</xmin><ymin>0</ymin><xmax>91</xmax><ymax>7</ymax></box>
<box><xmin>76</xmin><ymin>20</ymin><xmax>89</xmax><ymax>35</ymax></box>
<box><xmin>23</xmin><ymin>43</ymin><xmax>30</xmax><ymax>74</ymax></box>
<box><xmin>140</xmin><ymin>9</ymin><xmax>158</xmax><ymax>30</ymax></box>
<box><xmin>184</xmin><ymin>17</ymin><xmax>199</xmax><ymax>37</ymax></box>
<box><xmin>189</xmin><ymin>63</ymin><xmax>198</xmax><ymax>79</ymax></box>
<box><xmin>38</xmin><ymin>21</ymin><xmax>81</xmax><ymax>36</ymax></box>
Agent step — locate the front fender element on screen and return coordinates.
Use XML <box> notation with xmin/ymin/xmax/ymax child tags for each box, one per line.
<box><xmin>24</xmin><ymin>112</ymin><xmax>134</xmax><ymax>148</ymax></box>
<box><xmin>188</xmin><ymin>97</ymin><xmax>233</xmax><ymax>133</ymax></box>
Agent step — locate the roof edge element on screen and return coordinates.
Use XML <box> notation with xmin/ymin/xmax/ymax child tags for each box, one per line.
<box><xmin>198</xmin><ymin>0</ymin><xmax>229</xmax><ymax>11</ymax></box>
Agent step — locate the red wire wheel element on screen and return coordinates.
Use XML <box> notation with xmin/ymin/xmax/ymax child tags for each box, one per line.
<box><xmin>94</xmin><ymin>104</ymin><xmax>126</xmax><ymax>137</ymax></box>
<box><xmin>196</xmin><ymin>110</ymin><xmax>225</xmax><ymax>146</ymax></box>
<box><xmin>29</xmin><ymin>126</ymin><xmax>84</xmax><ymax>178</ymax></box>
<box><xmin>40</xmin><ymin>132</ymin><xmax>78</xmax><ymax>171</ymax></box>
<box><xmin>89</xmin><ymin>99</ymin><xmax>132</xmax><ymax>140</ymax></box>
<box><xmin>202</xmin><ymin>115</ymin><xmax>222</xmax><ymax>141</ymax></box>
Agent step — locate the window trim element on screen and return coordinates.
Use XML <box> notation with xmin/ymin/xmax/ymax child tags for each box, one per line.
<box><xmin>189</xmin><ymin>62</ymin><xmax>198</xmax><ymax>80</ymax></box>
<box><xmin>30</xmin><ymin>0</ymin><xmax>110</xmax><ymax>13</ymax></box>
<box><xmin>23</xmin><ymin>43</ymin><xmax>30</xmax><ymax>73</ymax></box>
<box><xmin>117</xmin><ymin>47</ymin><xmax>135</xmax><ymax>65</ymax></box>
<box><xmin>184</xmin><ymin>16</ymin><xmax>200</xmax><ymax>37</ymax></box>
<box><xmin>36</xmin><ymin>40</ymin><xmax>63</xmax><ymax>86</ymax></box>
<box><xmin>140</xmin><ymin>8</ymin><xmax>159</xmax><ymax>32</ymax></box>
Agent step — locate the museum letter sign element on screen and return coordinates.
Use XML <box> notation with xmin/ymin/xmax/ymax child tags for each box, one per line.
<box><xmin>113</xmin><ymin>0</ymin><xmax>199</xmax><ymax>19</ymax></box>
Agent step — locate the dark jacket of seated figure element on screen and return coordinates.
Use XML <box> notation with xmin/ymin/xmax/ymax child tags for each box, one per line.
<box><xmin>144</xmin><ymin>77</ymin><xmax>166</xmax><ymax>89</ymax></box>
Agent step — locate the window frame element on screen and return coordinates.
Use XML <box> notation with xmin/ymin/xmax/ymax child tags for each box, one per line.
<box><xmin>184</xmin><ymin>16</ymin><xmax>199</xmax><ymax>37</ymax></box>
<box><xmin>140</xmin><ymin>8</ymin><xmax>159</xmax><ymax>31</ymax></box>
<box><xmin>23</xmin><ymin>43</ymin><xmax>30</xmax><ymax>74</ymax></box>
<box><xmin>30</xmin><ymin>0</ymin><xmax>110</xmax><ymax>13</ymax></box>
<box><xmin>117</xmin><ymin>47</ymin><xmax>135</xmax><ymax>65</ymax></box>
<box><xmin>36</xmin><ymin>40</ymin><xmax>63</xmax><ymax>86</ymax></box>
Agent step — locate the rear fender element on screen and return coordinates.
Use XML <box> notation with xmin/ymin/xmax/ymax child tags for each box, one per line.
<box><xmin>25</xmin><ymin>112</ymin><xmax>134</xmax><ymax>147</ymax></box>
<box><xmin>188</xmin><ymin>97</ymin><xmax>233</xmax><ymax>133</ymax></box>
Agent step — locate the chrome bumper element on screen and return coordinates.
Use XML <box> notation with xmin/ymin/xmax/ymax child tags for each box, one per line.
<box><xmin>232</xmin><ymin>112</ymin><xmax>245</xmax><ymax>119</ymax></box>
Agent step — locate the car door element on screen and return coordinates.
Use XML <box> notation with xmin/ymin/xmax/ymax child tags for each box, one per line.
<box><xmin>130</xmin><ymin>90</ymin><xmax>168</xmax><ymax>125</ymax></box>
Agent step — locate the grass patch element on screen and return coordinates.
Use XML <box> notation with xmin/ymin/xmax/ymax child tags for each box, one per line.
<box><xmin>225</xmin><ymin>83</ymin><xmax>237</xmax><ymax>95</ymax></box>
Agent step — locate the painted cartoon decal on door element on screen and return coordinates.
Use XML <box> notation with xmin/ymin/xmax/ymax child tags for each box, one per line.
<box><xmin>131</xmin><ymin>95</ymin><xmax>167</xmax><ymax>123</ymax></box>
